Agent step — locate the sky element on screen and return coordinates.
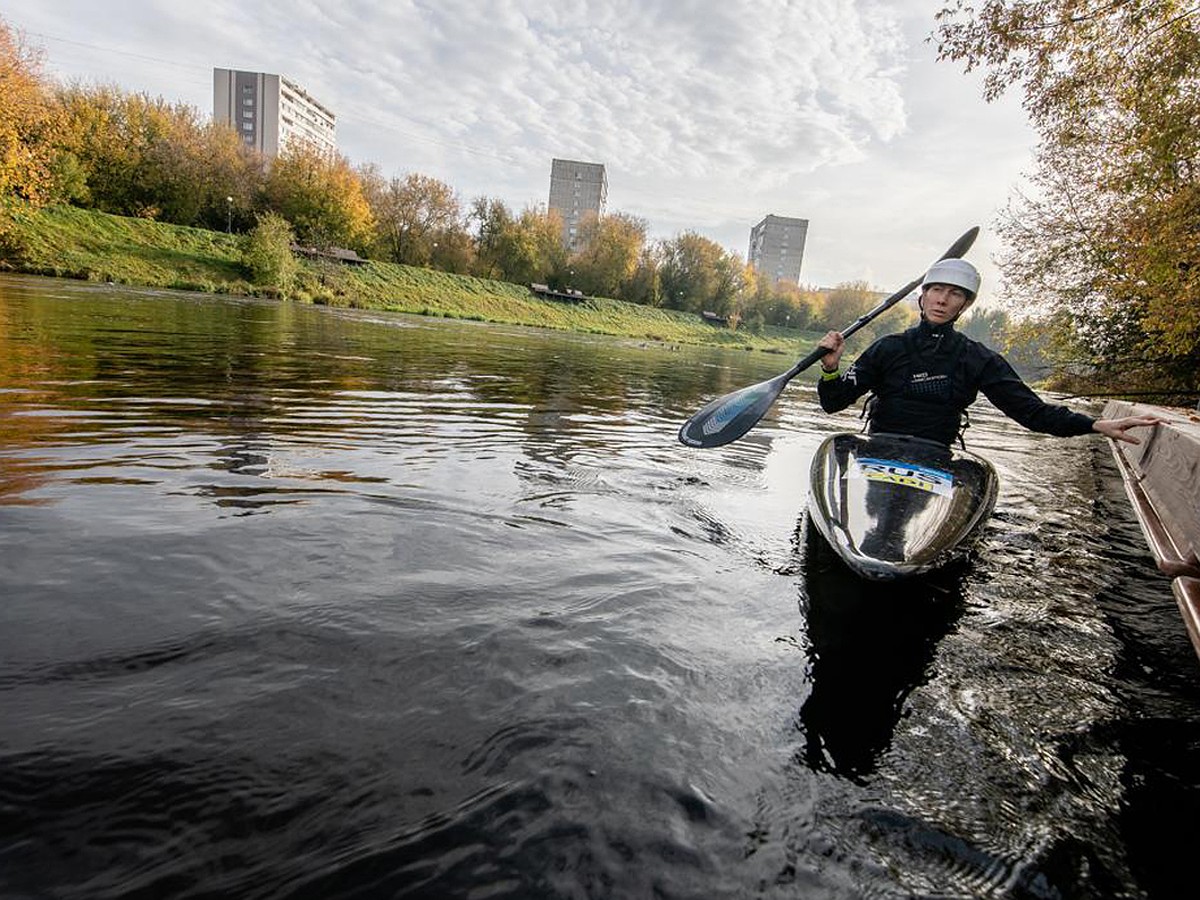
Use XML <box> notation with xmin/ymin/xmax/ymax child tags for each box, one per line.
<box><xmin>3</xmin><ymin>0</ymin><xmax>1037</xmax><ymax>301</ymax></box>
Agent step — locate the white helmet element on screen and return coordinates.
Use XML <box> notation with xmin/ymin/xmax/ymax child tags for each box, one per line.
<box><xmin>921</xmin><ymin>258</ymin><xmax>980</xmax><ymax>304</ymax></box>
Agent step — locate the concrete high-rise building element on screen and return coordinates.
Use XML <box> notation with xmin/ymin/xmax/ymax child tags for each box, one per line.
<box><xmin>748</xmin><ymin>214</ymin><xmax>809</xmax><ymax>285</ymax></box>
<box><xmin>213</xmin><ymin>68</ymin><xmax>336</xmax><ymax>158</ymax></box>
<box><xmin>547</xmin><ymin>158</ymin><xmax>607</xmax><ymax>250</ymax></box>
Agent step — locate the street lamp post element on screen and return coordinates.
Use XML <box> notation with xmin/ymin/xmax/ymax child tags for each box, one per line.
<box><xmin>225</xmin><ymin>196</ymin><xmax>233</xmax><ymax>234</ymax></box>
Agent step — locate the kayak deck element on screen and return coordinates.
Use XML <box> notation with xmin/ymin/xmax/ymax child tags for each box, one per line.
<box><xmin>807</xmin><ymin>432</ymin><xmax>999</xmax><ymax>581</ymax></box>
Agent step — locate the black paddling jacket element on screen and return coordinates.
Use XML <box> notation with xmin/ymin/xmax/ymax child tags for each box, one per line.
<box><xmin>817</xmin><ymin>319</ymin><xmax>1096</xmax><ymax>446</ymax></box>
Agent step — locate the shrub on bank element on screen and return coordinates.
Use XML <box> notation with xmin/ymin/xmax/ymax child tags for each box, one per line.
<box><xmin>242</xmin><ymin>212</ymin><xmax>298</xmax><ymax>295</ymax></box>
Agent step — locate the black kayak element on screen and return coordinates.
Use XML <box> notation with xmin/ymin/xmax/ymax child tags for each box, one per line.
<box><xmin>807</xmin><ymin>432</ymin><xmax>999</xmax><ymax>581</ymax></box>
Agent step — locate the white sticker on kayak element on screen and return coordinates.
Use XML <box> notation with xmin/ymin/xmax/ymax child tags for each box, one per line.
<box><xmin>852</xmin><ymin>458</ymin><xmax>954</xmax><ymax>496</ymax></box>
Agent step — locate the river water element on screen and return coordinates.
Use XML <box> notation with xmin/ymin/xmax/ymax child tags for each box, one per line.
<box><xmin>1</xmin><ymin>274</ymin><xmax>1197</xmax><ymax>899</ymax></box>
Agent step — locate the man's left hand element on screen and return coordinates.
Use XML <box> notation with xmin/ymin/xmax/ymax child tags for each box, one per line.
<box><xmin>1093</xmin><ymin>415</ymin><xmax>1165</xmax><ymax>444</ymax></box>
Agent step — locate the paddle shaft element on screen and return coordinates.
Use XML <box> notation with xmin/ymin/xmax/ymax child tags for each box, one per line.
<box><xmin>781</xmin><ymin>274</ymin><xmax>923</xmax><ymax>383</ymax></box>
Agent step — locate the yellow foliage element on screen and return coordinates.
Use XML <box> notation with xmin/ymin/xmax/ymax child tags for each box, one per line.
<box><xmin>0</xmin><ymin>18</ymin><xmax>61</xmax><ymax>207</ymax></box>
<box><xmin>936</xmin><ymin>1</ymin><xmax>1200</xmax><ymax>391</ymax></box>
<box><xmin>264</xmin><ymin>142</ymin><xmax>375</xmax><ymax>251</ymax></box>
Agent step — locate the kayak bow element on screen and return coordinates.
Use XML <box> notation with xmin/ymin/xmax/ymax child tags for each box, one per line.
<box><xmin>807</xmin><ymin>432</ymin><xmax>998</xmax><ymax>580</ymax></box>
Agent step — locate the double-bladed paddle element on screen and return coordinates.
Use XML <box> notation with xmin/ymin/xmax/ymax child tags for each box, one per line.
<box><xmin>678</xmin><ymin>226</ymin><xmax>980</xmax><ymax>448</ymax></box>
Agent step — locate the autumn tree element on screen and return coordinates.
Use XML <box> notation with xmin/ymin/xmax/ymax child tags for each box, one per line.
<box><xmin>196</xmin><ymin>122</ymin><xmax>263</xmax><ymax>233</ymax></box>
<box><xmin>816</xmin><ymin>281</ymin><xmax>877</xmax><ymax>329</ymax></box>
<box><xmin>738</xmin><ymin>267</ymin><xmax>809</xmax><ymax>331</ymax></box>
<box><xmin>1002</xmin><ymin>312</ymin><xmax>1075</xmax><ymax>384</ymax></box>
<box><xmin>0</xmin><ymin>18</ymin><xmax>62</xmax><ymax>247</ymax></box>
<box><xmin>569</xmin><ymin>212</ymin><xmax>648</xmax><ymax>299</ymax></box>
<box><xmin>623</xmin><ymin>247</ymin><xmax>661</xmax><ymax>306</ymax></box>
<box><xmin>54</xmin><ymin>84</ymin><xmax>262</xmax><ymax>229</ymax></box>
<box><xmin>740</xmin><ymin>278</ymin><xmax>820</xmax><ymax>331</ymax></box>
<box><xmin>935</xmin><ymin>0</ymin><xmax>1200</xmax><ymax>397</ymax></box>
<box><xmin>506</xmin><ymin>206</ymin><xmax>568</xmax><ymax>287</ymax></box>
<box><xmin>56</xmin><ymin>86</ymin><xmax>178</xmax><ymax>218</ymax></box>
<box><xmin>960</xmin><ymin>306</ymin><xmax>1056</xmax><ymax>380</ymax></box>
<box><xmin>658</xmin><ymin>232</ymin><xmax>746</xmax><ymax>317</ymax></box>
<box><xmin>468</xmin><ymin>196</ymin><xmax>514</xmax><ymax>280</ymax></box>
<box><xmin>428</xmin><ymin>226</ymin><xmax>475</xmax><ymax>275</ymax></box>
<box><xmin>736</xmin><ymin>264</ymin><xmax>767</xmax><ymax>330</ymax></box>
<box><xmin>775</xmin><ymin>283</ymin><xmax>821</xmax><ymax>331</ymax></box>
<box><xmin>363</xmin><ymin>170</ymin><xmax>464</xmax><ymax>266</ymax></box>
<box><xmin>262</xmin><ymin>141</ymin><xmax>374</xmax><ymax>252</ymax></box>
<box><xmin>467</xmin><ymin>198</ymin><xmax>565</xmax><ymax>286</ymax></box>
<box><xmin>140</xmin><ymin>109</ymin><xmax>263</xmax><ymax>230</ymax></box>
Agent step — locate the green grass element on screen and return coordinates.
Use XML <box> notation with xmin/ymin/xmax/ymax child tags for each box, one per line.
<box><xmin>5</xmin><ymin>204</ymin><xmax>249</xmax><ymax>292</ymax></box>
<box><xmin>3</xmin><ymin>204</ymin><xmax>823</xmax><ymax>355</ymax></box>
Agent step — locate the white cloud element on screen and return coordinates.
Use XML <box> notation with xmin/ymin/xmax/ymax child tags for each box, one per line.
<box><xmin>6</xmin><ymin>0</ymin><xmax>1036</xmax><ymax>295</ymax></box>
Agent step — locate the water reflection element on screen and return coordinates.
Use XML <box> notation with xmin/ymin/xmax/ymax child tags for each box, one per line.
<box><xmin>3</xmin><ymin>275</ymin><xmax>1198</xmax><ymax>898</ymax></box>
<box><xmin>795</xmin><ymin>517</ymin><xmax>966</xmax><ymax>780</ymax></box>
<box><xmin>0</xmin><ymin>276</ymin><xmax>777</xmax><ymax>509</ymax></box>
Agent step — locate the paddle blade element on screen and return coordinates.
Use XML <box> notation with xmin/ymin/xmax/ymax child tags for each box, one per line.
<box><xmin>944</xmin><ymin>226</ymin><xmax>979</xmax><ymax>262</ymax></box>
<box><xmin>678</xmin><ymin>372</ymin><xmax>790</xmax><ymax>448</ymax></box>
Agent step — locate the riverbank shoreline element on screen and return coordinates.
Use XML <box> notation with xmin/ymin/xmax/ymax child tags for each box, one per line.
<box><xmin>1</xmin><ymin>205</ymin><xmax>819</xmax><ymax>357</ymax></box>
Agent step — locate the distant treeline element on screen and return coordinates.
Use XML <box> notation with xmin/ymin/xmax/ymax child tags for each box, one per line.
<box><xmin>0</xmin><ymin>16</ymin><xmax>914</xmax><ymax>342</ymax></box>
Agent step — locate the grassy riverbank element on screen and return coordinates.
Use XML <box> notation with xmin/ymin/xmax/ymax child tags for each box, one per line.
<box><xmin>2</xmin><ymin>205</ymin><xmax>821</xmax><ymax>355</ymax></box>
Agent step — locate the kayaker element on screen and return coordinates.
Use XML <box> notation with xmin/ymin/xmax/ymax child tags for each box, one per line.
<box><xmin>814</xmin><ymin>259</ymin><xmax>1161</xmax><ymax>446</ymax></box>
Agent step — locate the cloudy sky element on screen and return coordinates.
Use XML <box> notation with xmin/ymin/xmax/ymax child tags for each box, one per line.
<box><xmin>5</xmin><ymin>0</ymin><xmax>1036</xmax><ymax>298</ymax></box>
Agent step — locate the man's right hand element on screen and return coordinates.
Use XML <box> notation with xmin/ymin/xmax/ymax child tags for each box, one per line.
<box><xmin>818</xmin><ymin>331</ymin><xmax>845</xmax><ymax>372</ymax></box>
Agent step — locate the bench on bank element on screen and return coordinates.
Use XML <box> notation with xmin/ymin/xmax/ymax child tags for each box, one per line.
<box><xmin>291</xmin><ymin>244</ymin><xmax>368</xmax><ymax>265</ymax></box>
<box><xmin>530</xmin><ymin>283</ymin><xmax>590</xmax><ymax>303</ymax></box>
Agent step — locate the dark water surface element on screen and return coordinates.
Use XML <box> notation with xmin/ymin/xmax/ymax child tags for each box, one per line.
<box><xmin>2</xmin><ymin>274</ymin><xmax>1198</xmax><ymax>899</ymax></box>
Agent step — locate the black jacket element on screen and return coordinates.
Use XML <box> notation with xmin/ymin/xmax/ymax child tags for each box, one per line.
<box><xmin>817</xmin><ymin>319</ymin><xmax>1096</xmax><ymax>446</ymax></box>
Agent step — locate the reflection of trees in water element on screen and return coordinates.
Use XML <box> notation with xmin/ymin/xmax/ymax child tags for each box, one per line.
<box><xmin>0</xmin><ymin>391</ymin><xmax>76</xmax><ymax>507</ymax></box>
<box><xmin>0</xmin><ymin>281</ymin><xmax>787</xmax><ymax>503</ymax></box>
<box><xmin>442</xmin><ymin>338</ymin><xmax>707</xmax><ymax>463</ymax></box>
<box><xmin>0</xmin><ymin>457</ymin><xmax>55</xmax><ymax>506</ymax></box>
<box><xmin>0</xmin><ymin>292</ymin><xmax>368</xmax><ymax>504</ymax></box>
<box><xmin>795</xmin><ymin>517</ymin><xmax>966</xmax><ymax>781</ymax></box>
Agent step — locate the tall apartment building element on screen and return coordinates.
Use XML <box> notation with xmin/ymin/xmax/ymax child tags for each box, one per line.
<box><xmin>547</xmin><ymin>158</ymin><xmax>608</xmax><ymax>250</ymax></box>
<box><xmin>748</xmin><ymin>214</ymin><xmax>809</xmax><ymax>285</ymax></box>
<box><xmin>213</xmin><ymin>68</ymin><xmax>336</xmax><ymax>157</ymax></box>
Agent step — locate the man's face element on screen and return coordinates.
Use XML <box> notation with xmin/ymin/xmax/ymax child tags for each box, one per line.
<box><xmin>921</xmin><ymin>283</ymin><xmax>969</xmax><ymax>325</ymax></box>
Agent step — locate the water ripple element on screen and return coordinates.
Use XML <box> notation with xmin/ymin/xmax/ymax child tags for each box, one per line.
<box><xmin>2</xmin><ymin>277</ymin><xmax>1197</xmax><ymax>899</ymax></box>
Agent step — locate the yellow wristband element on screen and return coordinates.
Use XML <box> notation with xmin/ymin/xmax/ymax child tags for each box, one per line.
<box><xmin>820</xmin><ymin>366</ymin><xmax>840</xmax><ymax>380</ymax></box>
